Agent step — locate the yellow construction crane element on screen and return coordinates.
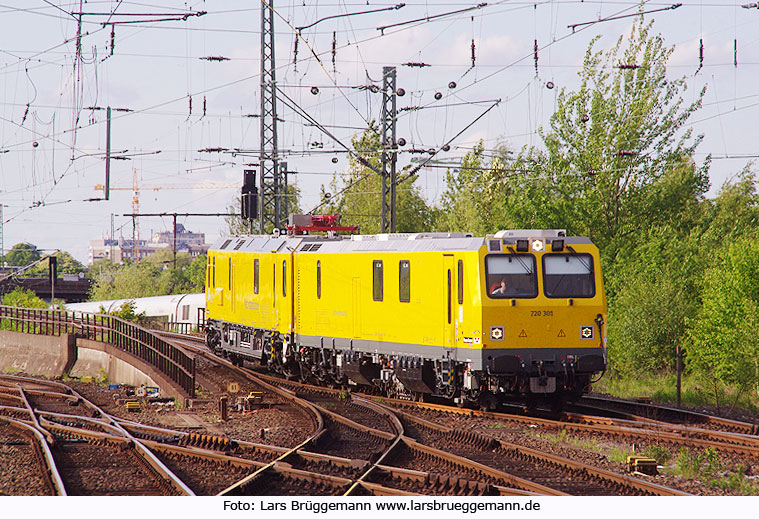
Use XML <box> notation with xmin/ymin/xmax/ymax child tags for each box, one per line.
<box><xmin>95</xmin><ymin>169</ymin><xmax>236</xmax><ymax>261</ymax></box>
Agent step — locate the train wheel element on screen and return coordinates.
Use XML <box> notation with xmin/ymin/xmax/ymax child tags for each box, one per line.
<box><xmin>478</xmin><ymin>391</ymin><xmax>497</xmax><ymax>411</ymax></box>
<box><xmin>550</xmin><ymin>395</ymin><xmax>567</xmax><ymax>413</ymax></box>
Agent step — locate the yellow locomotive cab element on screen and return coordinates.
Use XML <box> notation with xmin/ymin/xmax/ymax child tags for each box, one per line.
<box><xmin>205</xmin><ymin>227</ymin><xmax>607</xmax><ymax>408</ymax></box>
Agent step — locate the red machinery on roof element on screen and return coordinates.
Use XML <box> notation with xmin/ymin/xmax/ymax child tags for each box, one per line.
<box><xmin>286</xmin><ymin>214</ymin><xmax>359</xmax><ymax>235</ymax></box>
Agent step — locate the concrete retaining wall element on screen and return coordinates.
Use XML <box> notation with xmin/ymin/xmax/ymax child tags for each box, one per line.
<box><xmin>69</xmin><ymin>342</ymin><xmax>157</xmax><ymax>388</ymax></box>
<box><xmin>0</xmin><ymin>330</ymin><xmax>183</xmax><ymax>400</ymax></box>
<box><xmin>0</xmin><ymin>330</ymin><xmax>75</xmax><ymax>377</ymax></box>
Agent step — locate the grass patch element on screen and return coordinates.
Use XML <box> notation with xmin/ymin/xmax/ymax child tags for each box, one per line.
<box><xmin>525</xmin><ymin>427</ymin><xmax>602</xmax><ymax>452</ymax></box>
<box><xmin>643</xmin><ymin>443</ymin><xmax>671</xmax><ymax>465</ymax></box>
<box><xmin>594</xmin><ymin>372</ymin><xmax>759</xmax><ymax>415</ymax></box>
<box><xmin>607</xmin><ymin>446</ymin><xmax>634</xmax><ymax>464</ymax></box>
<box><xmin>656</xmin><ymin>447</ymin><xmax>759</xmax><ymax>495</ymax></box>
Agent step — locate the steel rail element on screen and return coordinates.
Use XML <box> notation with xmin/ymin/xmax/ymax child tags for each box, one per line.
<box><xmin>395</xmin><ymin>408</ymin><xmax>689</xmax><ymax>496</ymax></box>
<box><xmin>255</xmin><ymin>373</ymin><xmax>562</xmax><ymax>496</ymax></box>
<box><xmin>39</xmin><ymin>417</ymin><xmax>194</xmax><ymax>495</ymax></box>
<box><xmin>369</xmin><ymin>396</ymin><xmax>759</xmax><ymax>457</ymax></box>
<box><xmin>174</xmin><ymin>348</ymin><xmax>325</xmax><ymax>496</ymax></box>
<box><xmin>0</xmin><ymin>415</ymin><xmax>66</xmax><ymax>495</ymax></box>
<box><xmin>580</xmin><ymin>395</ymin><xmax>759</xmax><ymax>434</ymax></box>
<box><xmin>0</xmin><ymin>374</ymin><xmax>73</xmax><ymax>393</ymax></box>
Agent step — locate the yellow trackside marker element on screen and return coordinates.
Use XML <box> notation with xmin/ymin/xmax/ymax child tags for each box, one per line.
<box><xmin>557</xmin><ymin>329</ymin><xmax>566</xmax><ymax>337</ymax></box>
<box><xmin>519</xmin><ymin>329</ymin><xmax>527</xmax><ymax>338</ymax></box>
<box><xmin>227</xmin><ymin>382</ymin><xmax>240</xmax><ymax>393</ymax></box>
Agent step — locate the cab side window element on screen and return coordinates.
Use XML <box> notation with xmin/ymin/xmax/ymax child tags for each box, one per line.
<box><xmin>373</xmin><ymin>260</ymin><xmax>383</xmax><ymax>301</ymax></box>
<box><xmin>457</xmin><ymin>259</ymin><xmax>464</xmax><ymax>304</ymax></box>
<box><xmin>254</xmin><ymin>258</ymin><xmax>259</xmax><ymax>294</ymax></box>
<box><xmin>317</xmin><ymin>261</ymin><xmax>322</xmax><ymax>299</ymax></box>
<box><xmin>399</xmin><ymin>260</ymin><xmax>410</xmax><ymax>302</ymax></box>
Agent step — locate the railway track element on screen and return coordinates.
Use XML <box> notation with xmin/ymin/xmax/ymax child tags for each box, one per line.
<box><xmin>365</xmin><ymin>394</ymin><xmax>759</xmax><ymax>458</ymax></box>
<box><xmin>5</xmin><ymin>329</ymin><xmax>753</xmax><ymax>496</ymax></box>
<box><xmin>578</xmin><ymin>395</ymin><xmax>759</xmax><ymax>435</ymax></box>
<box><xmin>248</xmin><ymin>370</ymin><xmax>686</xmax><ymax>496</ymax></box>
<box><xmin>394</xmin><ymin>407</ymin><xmax>684</xmax><ymax>496</ymax></box>
<box><xmin>0</xmin><ymin>417</ymin><xmax>61</xmax><ymax>495</ymax></box>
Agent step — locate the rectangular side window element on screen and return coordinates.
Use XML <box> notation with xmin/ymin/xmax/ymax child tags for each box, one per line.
<box><xmin>373</xmin><ymin>260</ymin><xmax>383</xmax><ymax>301</ymax></box>
<box><xmin>457</xmin><ymin>259</ymin><xmax>464</xmax><ymax>304</ymax></box>
<box><xmin>283</xmin><ymin>260</ymin><xmax>287</xmax><ymax>297</ymax></box>
<box><xmin>399</xmin><ymin>260</ymin><xmax>410</xmax><ymax>303</ymax></box>
<box><xmin>317</xmin><ymin>260</ymin><xmax>321</xmax><ymax>299</ymax></box>
<box><xmin>254</xmin><ymin>259</ymin><xmax>259</xmax><ymax>294</ymax></box>
<box><xmin>447</xmin><ymin>269</ymin><xmax>452</xmax><ymax>324</ymax></box>
<box><xmin>206</xmin><ymin>257</ymin><xmax>210</xmax><ymax>288</ymax></box>
<box><xmin>212</xmin><ymin>257</ymin><xmax>215</xmax><ymax>287</ymax></box>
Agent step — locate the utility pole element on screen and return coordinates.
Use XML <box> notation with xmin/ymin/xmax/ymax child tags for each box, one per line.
<box><xmin>123</xmin><ymin>213</ymin><xmax>236</xmax><ymax>268</ymax></box>
<box><xmin>0</xmin><ymin>204</ymin><xmax>4</xmax><ymax>259</ymax></box>
<box><xmin>105</xmin><ymin>106</ymin><xmax>111</xmax><ymax>200</ymax></box>
<box><xmin>131</xmin><ymin>168</ymin><xmax>140</xmax><ymax>261</ymax></box>
<box><xmin>49</xmin><ymin>256</ymin><xmax>57</xmax><ymax>303</ymax></box>
<box><xmin>110</xmin><ymin>213</ymin><xmax>114</xmax><ymax>262</ymax></box>
<box><xmin>280</xmin><ymin>161</ymin><xmax>289</xmax><ymax>220</ymax></box>
<box><xmin>259</xmin><ymin>0</ymin><xmax>287</xmax><ymax>233</ymax></box>
<box><xmin>380</xmin><ymin>66</ymin><xmax>398</xmax><ymax>233</ymax></box>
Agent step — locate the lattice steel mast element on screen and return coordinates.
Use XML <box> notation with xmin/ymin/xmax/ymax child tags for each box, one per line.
<box><xmin>258</xmin><ymin>0</ymin><xmax>287</xmax><ymax>232</ymax></box>
<box><xmin>380</xmin><ymin>66</ymin><xmax>398</xmax><ymax>233</ymax></box>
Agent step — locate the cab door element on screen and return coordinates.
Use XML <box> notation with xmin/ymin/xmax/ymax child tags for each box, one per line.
<box><xmin>443</xmin><ymin>254</ymin><xmax>455</xmax><ymax>350</ymax></box>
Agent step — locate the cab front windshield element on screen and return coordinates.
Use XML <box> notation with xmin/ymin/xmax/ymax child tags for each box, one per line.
<box><xmin>486</xmin><ymin>255</ymin><xmax>537</xmax><ymax>298</ymax></box>
<box><xmin>542</xmin><ymin>253</ymin><xmax>595</xmax><ymax>298</ymax></box>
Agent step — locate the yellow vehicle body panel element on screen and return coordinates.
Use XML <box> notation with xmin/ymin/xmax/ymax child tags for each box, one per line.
<box><xmin>206</xmin><ymin>245</ymin><xmax>294</xmax><ymax>336</ymax></box>
<box><xmin>205</xmin><ymin>234</ymin><xmax>606</xmax><ymax>368</ymax></box>
<box><xmin>479</xmin><ymin>242</ymin><xmax>607</xmax><ymax>354</ymax></box>
<box><xmin>294</xmin><ymin>249</ymin><xmax>485</xmax><ymax>357</ymax></box>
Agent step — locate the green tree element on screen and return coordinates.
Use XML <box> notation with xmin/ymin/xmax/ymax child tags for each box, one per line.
<box><xmin>607</xmin><ymin>225</ymin><xmax>703</xmax><ymax>373</ymax></box>
<box><xmin>608</xmin><ymin>170</ymin><xmax>758</xmax><ymax>374</ymax></box>
<box><xmin>1</xmin><ymin>287</ymin><xmax>48</xmax><ymax>308</ymax></box>
<box><xmin>107</xmin><ymin>301</ymin><xmax>147</xmax><ymax>323</ymax></box>
<box><xmin>699</xmin><ymin>167</ymin><xmax>759</xmax><ymax>247</ymax></box>
<box><xmin>504</xmin><ymin>19</ymin><xmax>708</xmax><ymax>256</ymax></box>
<box><xmin>182</xmin><ymin>254</ymin><xmax>207</xmax><ymax>292</ymax></box>
<box><xmin>3</xmin><ymin>243</ymin><xmax>41</xmax><ymax>267</ymax></box>
<box><xmin>53</xmin><ymin>251</ymin><xmax>85</xmax><ymax>275</ymax></box>
<box><xmin>88</xmin><ymin>260</ymin><xmax>162</xmax><ymax>300</ymax></box>
<box><xmin>28</xmin><ymin>251</ymin><xmax>85</xmax><ymax>277</ymax></box>
<box><xmin>88</xmin><ymin>251</ymin><xmax>206</xmax><ymax>300</ymax></box>
<box><xmin>687</xmin><ymin>234</ymin><xmax>759</xmax><ymax>399</ymax></box>
<box><xmin>324</xmin><ymin>123</ymin><xmax>433</xmax><ymax>233</ymax></box>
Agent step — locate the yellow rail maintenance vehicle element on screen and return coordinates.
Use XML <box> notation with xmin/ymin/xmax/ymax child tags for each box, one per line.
<box><xmin>205</xmin><ymin>219</ymin><xmax>606</xmax><ymax>409</ymax></box>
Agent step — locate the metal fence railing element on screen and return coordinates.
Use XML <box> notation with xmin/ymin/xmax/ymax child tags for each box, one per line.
<box><xmin>0</xmin><ymin>305</ymin><xmax>195</xmax><ymax>398</ymax></box>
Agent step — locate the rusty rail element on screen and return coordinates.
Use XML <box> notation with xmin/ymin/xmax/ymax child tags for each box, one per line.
<box><xmin>0</xmin><ymin>306</ymin><xmax>195</xmax><ymax>398</ymax></box>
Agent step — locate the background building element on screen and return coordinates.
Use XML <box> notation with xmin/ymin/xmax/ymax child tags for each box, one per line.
<box><xmin>89</xmin><ymin>225</ymin><xmax>209</xmax><ymax>264</ymax></box>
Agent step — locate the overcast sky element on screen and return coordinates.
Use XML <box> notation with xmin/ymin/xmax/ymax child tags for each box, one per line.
<box><xmin>1</xmin><ymin>1</ymin><xmax>757</xmax><ymax>263</ymax></box>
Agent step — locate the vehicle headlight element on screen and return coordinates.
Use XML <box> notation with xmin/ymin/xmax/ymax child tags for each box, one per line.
<box><xmin>531</xmin><ymin>239</ymin><xmax>544</xmax><ymax>252</ymax></box>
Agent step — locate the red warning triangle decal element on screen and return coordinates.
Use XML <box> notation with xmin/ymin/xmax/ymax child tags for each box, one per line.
<box><xmin>557</xmin><ymin>329</ymin><xmax>566</xmax><ymax>338</ymax></box>
<box><xmin>518</xmin><ymin>329</ymin><xmax>527</xmax><ymax>338</ymax></box>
